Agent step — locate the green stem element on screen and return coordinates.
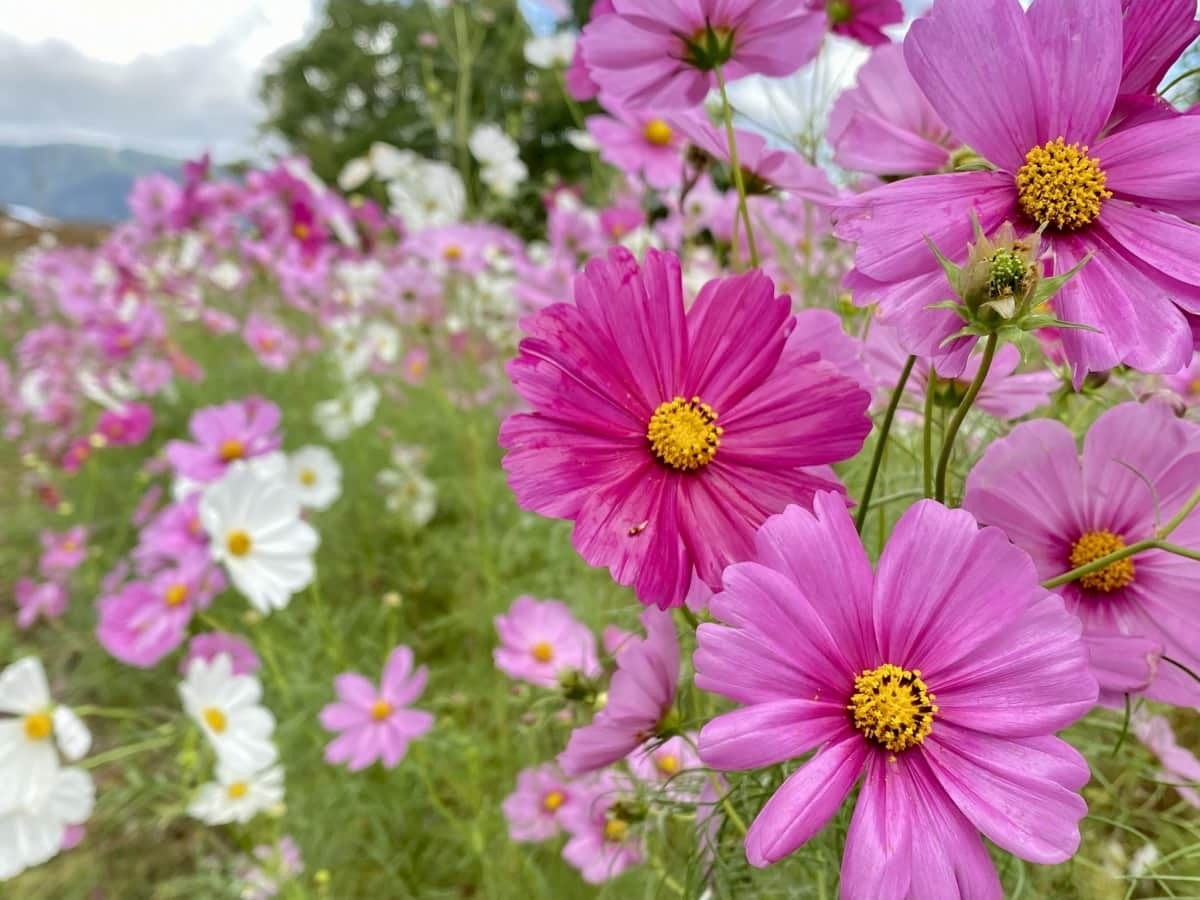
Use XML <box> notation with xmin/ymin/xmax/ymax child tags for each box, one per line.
<box><xmin>81</xmin><ymin>732</ymin><xmax>175</xmax><ymax>770</ymax></box>
<box><xmin>922</xmin><ymin>379</ymin><xmax>935</xmax><ymax>498</ymax></box>
<box><xmin>934</xmin><ymin>334</ymin><xmax>998</xmax><ymax>503</ymax></box>
<box><xmin>715</xmin><ymin>66</ymin><xmax>759</xmax><ymax>269</ymax></box>
<box><xmin>452</xmin><ymin>4</ymin><xmax>475</xmax><ymax>209</ymax></box>
<box><xmin>855</xmin><ymin>355</ymin><xmax>917</xmax><ymax>533</ymax></box>
<box><xmin>707</xmin><ymin>770</ymin><xmax>748</xmax><ymax>838</ymax></box>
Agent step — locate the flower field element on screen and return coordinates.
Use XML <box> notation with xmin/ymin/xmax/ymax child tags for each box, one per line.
<box><xmin>2</xmin><ymin>1</ymin><xmax>1200</xmax><ymax>898</ymax></box>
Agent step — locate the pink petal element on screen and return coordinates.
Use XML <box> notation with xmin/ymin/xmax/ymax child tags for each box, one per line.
<box><xmin>699</xmin><ymin>699</ymin><xmax>847</xmax><ymax>771</ymax></box>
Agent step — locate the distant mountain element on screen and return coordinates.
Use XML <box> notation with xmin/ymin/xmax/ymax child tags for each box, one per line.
<box><xmin>0</xmin><ymin>144</ymin><xmax>182</xmax><ymax>224</ymax></box>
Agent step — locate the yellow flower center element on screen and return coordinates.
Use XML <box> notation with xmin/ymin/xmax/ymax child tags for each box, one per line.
<box><xmin>826</xmin><ymin>0</ymin><xmax>853</xmax><ymax>24</ymax></box>
<box><xmin>203</xmin><ymin>706</ymin><xmax>228</xmax><ymax>733</ymax></box>
<box><xmin>370</xmin><ymin>699</ymin><xmax>392</xmax><ymax>721</ymax></box>
<box><xmin>1188</xmin><ymin>376</ymin><xmax>1200</xmax><ymax>395</ymax></box>
<box><xmin>299</xmin><ymin>467</ymin><xmax>317</xmax><ymax>486</ymax></box>
<box><xmin>655</xmin><ymin>753</ymin><xmax>680</xmax><ymax>776</ymax></box>
<box><xmin>165</xmin><ymin>583</ymin><xmax>189</xmax><ymax>606</ymax></box>
<box><xmin>1069</xmin><ymin>530</ymin><xmax>1135</xmax><ymax>593</ymax></box>
<box><xmin>24</xmin><ymin>712</ymin><xmax>53</xmax><ymax>741</ymax></box>
<box><xmin>227</xmin><ymin>781</ymin><xmax>249</xmax><ymax>799</ymax></box>
<box><xmin>226</xmin><ymin>529</ymin><xmax>252</xmax><ymax>557</ymax></box>
<box><xmin>542</xmin><ymin>790</ymin><xmax>565</xmax><ymax>812</ymax></box>
<box><xmin>531</xmin><ymin>641</ymin><xmax>555</xmax><ymax>663</ymax></box>
<box><xmin>219</xmin><ymin>438</ymin><xmax>246</xmax><ymax>462</ymax></box>
<box><xmin>643</xmin><ymin>119</ymin><xmax>674</xmax><ymax>147</ymax></box>
<box><xmin>62</xmin><ymin>540</ymin><xmax>79</xmax><ymax>553</ymax></box>
<box><xmin>603</xmin><ymin>817</ymin><xmax>629</xmax><ymax>843</ymax></box>
<box><xmin>443</xmin><ymin>244</ymin><xmax>463</xmax><ymax>262</ymax></box>
<box><xmin>1016</xmin><ymin>137</ymin><xmax>1111</xmax><ymax>232</ymax></box>
<box><xmin>647</xmin><ymin>396</ymin><xmax>722</xmax><ymax>471</ymax></box>
<box><xmin>293</xmin><ymin>222</ymin><xmax>311</xmax><ymax>240</ymax></box>
<box><xmin>849</xmin><ymin>664</ymin><xmax>937</xmax><ymax>753</ymax></box>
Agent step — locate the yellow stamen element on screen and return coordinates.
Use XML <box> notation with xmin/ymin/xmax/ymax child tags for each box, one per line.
<box><xmin>370</xmin><ymin>699</ymin><xmax>392</xmax><ymax>721</ymax></box>
<box><xmin>293</xmin><ymin>222</ymin><xmax>311</xmax><ymax>240</ymax></box>
<box><xmin>1070</xmin><ymin>530</ymin><xmax>1135</xmax><ymax>593</ymax></box>
<box><xmin>531</xmin><ymin>641</ymin><xmax>555</xmax><ymax>664</ymax></box>
<box><xmin>227</xmin><ymin>781</ymin><xmax>249</xmax><ymax>799</ymax></box>
<box><xmin>165</xmin><ymin>583</ymin><xmax>189</xmax><ymax>606</ymax></box>
<box><xmin>218</xmin><ymin>438</ymin><xmax>245</xmax><ymax>462</ymax></box>
<box><xmin>542</xmin><ymin>790</ymin><xmax>565</xmax><ymax>812</ymax></box>
<box><xmin>226</xmin><ymin>530</ymin><xmax>252</xmax><ymax>557</ymax></box>
<box><xmin>443</xmin><ymin>244</ymin><xmax>463</xmax><ymax>262</ymax></box>
<box><xmin>299</xmin><ymin>468</ymin><xmax>317</xmax><ymax>486</ymax></box>
<box><xmin>24</xmin><ymin>712</ymin><xmax>53</xmax><ymax>741</ymax></box>
<box><xmin>643</xmin><ymin>119</ymin><xmax>674</xmax><ymax>147</ymax></box>
<box><xmin>1016</xmin><ymin>137</ymin><xmax>1111</xmax><ymax>232</ymax></box>
<box><xmin>655</xmin><ymin>753</ymin><xmax>680</xmax><ymax>776</ymax></box>
<box><xmin>647</xmin><ymin>396</ymin><xmax>722</xmax><ymax>471</ymax></box>
<box><xmin>849</xmin><ymin>664</ymin><xmax>937</xmax><ymax>753</ymax></box>
<box><xmin>203</xmin><ymin>706</ymin><xmax>228</xmax><ymax>733</ymax></box>
<box><xmin>603</xmin><ymin>818</ymin><xmax>629</xmax><ymax>843</ymax></box>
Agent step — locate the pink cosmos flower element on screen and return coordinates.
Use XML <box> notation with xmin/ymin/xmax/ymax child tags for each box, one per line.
<box><xmin>565</xmin><ymin>0</ymin><xmax>614</xmax><ymax>100</ymax></box>
<box><xmin>96</xmin><ymin>403</ymin><xmax>154</xmax><ymax>447</ymax></box>
<box><xmin>500</xmin><ymin>247</ymin><xmax>870</xmax><ymax>608</ymax></box>
<box><xmin>133</xmin><ymin>494</ymin><xmax>209</xmax><ymax>573</ymax></box>
<box><xmin>836</xmin><ymin>0</ymin><xmax>1200</xmax><ymax>384</ymax></box>
<box><xmin>695</xmin><ymin>494</ymin><xmax>1097</xmax><ymax>892</ymax></box>
<box><xmin>400</xmin><ymin>347</ymin><xmax>429</xmax><ymax>385</ymax></box>
<box><xmin>1164</xmin><ymin>352</ymin><xmax>1200</xmax><ymax>408</ymax></box>
<box><xmin>97</xmin><ymin>579</ymin><xmax>192</xmax><ymax>667</ymax></box>
<box><xmin>502</xmin><ymin>763</ymin><xmax>575</xmax><ymax>842</ymax></box>
<box><xmin>39</xmin><ymin>526</ymin><xmax>88</xmax><ymax>577</ymax></box>
<box><xmin>165</xmin><ymin>397</ymin><xmax>282</xmax><ymax>483</ymax></box>
<box><xmin>243</xmin><ymin>314</ymin><xmax>299</xmax><ymax>372</ymax></box>
<box><xmin>811</xmin><ymin>0</ymin><xmax>904</xmax><ymax>46</ymax></box>
<box><xmin>1119</xmin><ymin>0</ymin><xmax>1200</xmax><ymax>98</ymax></box>
<box><xmin>580</xmin><ymin>0</ymin><xmax>823</xmax><ymax>110</ymax></box>
<box><xmin>493</xmin><ymin>596</ymin><xmax>601</xmax><ymax>688</ymax></box>
<box><xmin>587</xmin><ymin>109</ymin><xmax>688</xmax><ymax>191</ymax></box>
<box><xmin>964</xmin><ymin>401</ymin><xmax>1200</xmax><ymax>708</ymax></box>
<box><xmin>14</xmin><ymin>578</ymin><xmax>68</xmax><ymax>630</ymax></box>
<box><xmin>182</xmin><ymin>632</ymin><xmax>261</xmax><ymax>676</ymax></box>
<box><xmin>626</xmin><ymin>734</ymin><xmax>701</xmax><ymax>800</ymax></box>
<box><xmin>319</xmin><ymin>645</ymin><xmax>434</xmax><ymax>771</ymax></box>
<box><xmin>559</xmin><ymin>609</ymin><xmax>678</xmax><ymax>776</ymax></box>
<box><xmin>560</xmin><ymin>770</ymin><xmax>644</xmax><ymax>884</ymax></box>
<box><xmin>1133</xmin><ymin>711</ymin><xmax>1200</xmax><ymax>808</ymax></box>
<box><xmin>828</xmin><ymin>43</ymin><xmax>955</xmax><ymax>177</ymax></box>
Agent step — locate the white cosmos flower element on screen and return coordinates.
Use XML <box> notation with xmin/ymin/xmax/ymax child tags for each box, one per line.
<box><xmin>377</xmin><ymin>467</ymin><xmax>437</xmax><ymax>529</ymax></box>
<box><xmin>179</xmin><ymin>655</ymin><xmax>278</xmax><ymax>773</ymax></box>
<box><xmin>287</xmin><ymin>446</ymin><xmax>342</xmax><ymax>511</ymax></box>
<box><xmin>313</xmin><ymin>381</ymin><xmax>380</xmax><ymax>441</ymax></box>
<box><xmin>0</xmin><ymin>658</ymin><xmax>91</xmax><ymax>815</ymax></box>
<box><xmin>188</xmin><ymin>763</ymin><xmax>284</xmax><ymax>826</ymax></box>
<box><xmin>469</xmin><ymin>124</ymin><xmax>520</xmax><ymax>167</ymax></box>
<box><xmin>523</xmin><ymin>31</ymin><xmax>576</xmax><ymax>68</ymax></box>
<box><xmin>386</xmin><ymin>161</ymin><xmax>465</xmax><ymax>230</ymax></box>
<box><xmin>368</xmin><ymin>142</ymin><xmax>418</xmax><ymax>181</ymax></box>
<box><xmin>0</xmin><ymin>766</ymin><xmax>94</xmax><ymax>882</ymax></box>
<box><xmin>480</xmin><ymin>158</ymin><xmax>528</xmax><ymax>199</ymax></box>
<box><xmin>338</xmin><ymin>156</ymin><xmax>373</xmax><ymax>192</ymax></box>
<box><xmin>200</xmin><ymin>466</ymin><xmax>319</xmax><ymax>614</ymax></box>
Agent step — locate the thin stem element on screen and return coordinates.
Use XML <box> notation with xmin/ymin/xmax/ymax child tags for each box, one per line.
<box><xmin>707</xmin><ymin>770</ymin><xmax>748</xmax><ymax>837</ymax></box>
<box><xmin>934</xmin><ymin>334</ymin><xmax>998</xmax><ymax>503</ymax></box>
<box><xmin>81</xmin><ymin>732</ymin><xmax>175</xmax><ymax>770</ymax></box>
<box><xmin>715</xmin><ymin>66</ymin><xmax>759</xmax><ymax>269</ymax></box>
<box><xmin>855</xmin><ymin>355</ymin><xmax>917</xmax><ymax>533</ymax></box>
<box><xmin>922</xmin><ymin>380</ymin><xmax>935</xmax><ymax>498</ymax></box>
<box><xmin>1157</xmin><ymin>486</ymin><xmax>1200</xmax><ymax>539</ymax></box>
<box><xmin>452</xmin><ymin>4</ymin><xmax>476</xmax><ymax>209</ymax></box>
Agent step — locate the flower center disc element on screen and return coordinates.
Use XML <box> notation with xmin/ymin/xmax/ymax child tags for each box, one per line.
<box><xmin>1016</xmin><ymin>137</ymin><xmax>1111</xmax><ymax>232</ymax></box>
<box><xmin>1069</xmin><ymin>529</ymin><xmax>1134</xmax><ymax>593</ymax></box>
<box><xmin>24</xmin><ymin>711</ymin><xmax>53</xmax><ymax>741</ymax></box>
<box><xmin>647</xmin><ymin>396</ymin><xmax>722</xmax><ymax>471</ymax></box>
<box><xmin>370</xmin><ymin>699</ymin><xmax>392</xmax><ymax>721</ymax></box>
<box><xmin>165</xmin><ymin>583</ymin><xmax>189</xmax><ymax>607</ymax></box>
<box><xmin>203</xmin><ymin>706</ymin><xmax>228</xmax><ymax>733</ymax></box>
<box><xmin>226</xmin><ymin>529</ymin><xmax>253</xmax><ymax>557</ymax></box>
<box><xmin>849</xmin><ymin>663</ymin><xmax>937</xmax><ymax>753</ymax></box>
<box><xmin>228</xmin><ymin>781</ymin><xmax>249</xmax><ymax>799</ymax></box>
<box><xmin>826</xmin><ymin>0</ymin><xmax>853</xmax><ymax>24</ymax></box>
<box><xmin>219</xmin><ymin>438</ymin><xmax>246</xmax><ymax>462</ymax></box>
<box><xmin>643</xmin><ymin>119</ymin><xmax>674</xmax><ymax>147</ymax></box>
<box><xmin>531</xmin><ymin>641</ymin><xmax>555</xmax><ymax>663</ymax></box>
<box><xmin>542</xmin><ymin>790</ymin><xmax>565</xmax><ymax>812</ymax></box>
<box><xmin>299</xmin><ymin>468</ymin><xmax>317</xmax><ymax>486</ymax></box>
<box><xmin>603</xmin><ymin>817</ymin><xmax>629</xmax><ymax>843</ymax></box>
<box><xmin>655</xmin><ymin>753</ymin><xmax>680</xmax><ymax>776</ymax></box>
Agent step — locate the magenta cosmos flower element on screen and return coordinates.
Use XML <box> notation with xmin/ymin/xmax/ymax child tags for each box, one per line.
<box><xmin>502</xmin><ymin>762</ymin><xmax>576</xmax><ymax>842</ymax></box>
<box><xmin>579</xmin><ymin>0</ymin><xmax>824</xmax><ymax>110</ymax></box>
<box><xmin>836</xmin><ymin>0</ymin><xmax>1200</xmax><ymax>383</ymax></box>
<box><xmin>165</xmin><ymin>397</ymin><xmax>282</xmax><ymax>483</ymax></box>
<box><xmin>559</xmin><ymin>609</ymin><xmax>678</xmax><ymax>776</ymax></box>
<box><xmin>318</xmin><ymin>645</ymin><xmax>433</xmax><ymax>771</ymax></box>
<box><xmin>811</xmin><ymin>0</ymin><xmax>904</xmax><ymax>47</ymax></box>
<box><xmin>695</xmin><ymin>494</ymin><xmax>1097</xmax><ymax>893</ymax></box>
<box><xmin>964</xmin><ymin>401</ymin><xmax>1200</xmax><ymax>708</ymax></box>
<box><xmin>14</xmin><ymin>579</ymin><xmax>68</xmax><ymax>630</ymax></box>
<box><xmin>500</xmin><ymin>247</ymin><xmax>870</xmax><ymax>609</ymax></box>
<box><xmin>493</xmin><ymin>596</ymin><xmax>600</xmax><ymax>688</ymax></box>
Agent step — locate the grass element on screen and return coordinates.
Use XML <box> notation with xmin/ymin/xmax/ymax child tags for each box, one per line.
<box><xmin>2</xmin><ymin>279</ymin><xmax>1199</xmax><ymax>900</ymax></box>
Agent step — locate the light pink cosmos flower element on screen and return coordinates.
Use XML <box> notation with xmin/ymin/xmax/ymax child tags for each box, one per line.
<box><xmin>502</xmin><ymin>763</ymin><xmax>576</xmax><ymax>842</ymax></box>
<box><xmin>493</xmin><ymin>596</ymin><xmax>601</xmax><ymax>688</ymax></box>
<box><xmin>836</xmin><ymin>0</ymin><xmax>1200</xmax><ymax>384</ymax></box>
<box><xmin>1133</xmin><ymin>711</ymin><xmax>1200</xmax><ymax>808</ymax></box>
<box><xmin>39</xmin><ymin>526</ymin><xmax>88</xmax><ymax>578</ymax></box>
<box><xmin>1164</xmin><ymin>352</ymin><xmax>1200</xmax><ymax>408</ymax></box>
<box><xmin>243</xmin><ymin>314</ymin><xmax>299</xmax><ymax>372</ymax></box>
<box><xmin>580</xmin><ymin>0</ymin><xmax>823</xmax><ymax>110</ymax></box>
<box><xmin>133</xmin><ymin>494</ymin><xmax>209</xmax><ymax>573</ymax></box>
<box><xmin>14</xmin><ymin>578</ymin><xmax>68</xmax><ymax>630</ymax></box>
<box><xmin>559</xmin><ymin>609</ymin><xmax>678</xmax><ymax>776</ymax></box>
<box><xmin>319</xmin><ymin>645</ymin><xmax>434</xmax><ymax>771</ymax></box>
<box><xmin>500</xmin><ymin>247</ymin><xmax>870</xmax><ymax>609</ymax></box>
<box><xmin>181</xmin><ymin>632</ymin><xmax>261</xmax><ymax>676</ymax></box>
<box><xmin>165</xmin><ymin>397</ymin><xmax>282</xmax><ymax>483</ymax></box>
<box><xmin>560</xmin><ymin>770</ymin><xmax>643</xmax><ymax>884</ymax></box>
<box><xmin>626</xmin><ymin>734</ymin><xmax>701</xmax><ymax>801</ymax></box>
<box><xmin>96</xmin><ymin>580</ymin><xmax>191</xmax><ymax>667</ymax></box>
<box><xmin>695</xmin><ymin>494</ymin><xmax>1097</xmax><ymax>894</ymax></box>
<box><xmin>828</xmin><ymin>43</ymin><xmax>955</xmax><ymax>177</ymax></box>
<box><xmin>586</xmin><ymin>108</ymin><xmax>689</xmax><ymax>191</ymax></box>
<box><xmin>95</xmin><ymin>403</ymin><xmax>154</xmax><ymax>448</ymax></box>
<box><xmin>964</xmin><ymin>401</ymin><xmax>1200</xmax><ymax>708</ymax></box>
<box><xmin>811</xmin><ymin>0</ymin><xmax>904</xmax><ymax>46</ymax></box>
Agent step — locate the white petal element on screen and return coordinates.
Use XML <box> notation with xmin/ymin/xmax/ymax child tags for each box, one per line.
<box><xmin>0</xmin><ymin>737</ymin><xmax>57</xmax><ymax>815</ymax></box>
<box><xmin>45</xmin><ymin>768</ymin><xmax>94</xmax><ymax>825</ymax></box>
<box><xmin>0</xmin><ymin>658</ymin><xmax>50</xmax><ymax>714</ymax></box>
<box><xmin>52</xmin><ymin>708</ymin><xmax>91</xmax><ymax>762</ymax></box>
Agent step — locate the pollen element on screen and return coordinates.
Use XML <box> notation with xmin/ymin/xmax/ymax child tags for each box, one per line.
<box><xmin>226</xmin><ymin>529</ymin><xmax>253</xmax><ymax>557</ymax></box>
<box><xmin>647</xmin><ymin>396</ymin><xmax>722</xmax><ymax>471</ymax></box>
<box><xmin>370</xmin><ymin>699</ymin><xmax>392</xmax><ymax>721</ymax></box>
<box><xmin>603</xmin><ymin>817</ymin><xmax>629</xmax><ymax>843</ymax></box>
<box><xmin>655</xmin><ymin>753</ymin><xmax>680</xmax><ymax>776</ymax></box>
<box><xmin>227</xmin><ymin>781</ymin><xmax>249</xmax><ymax>799</ymax></box>
<box><xmin>24</xmin><ymin>712</ymin><xmax>53</xmax><ymax>741</ymax></box>
<box><xmin>530</xmin><ymin>641</ymin><xmax>555</xmax><ymax>664</ymax></box>
<box><xmin>218</xmin><ymin>438</ymin><xmax>246</xmax><ymax>462</ymax></box>
<box><xmin>165</xmin><ymin>583</ymin><xmax>189</xmax><ymax>606</ymax></box>
<box><xmin>292</xmin><ymin>222</ymin><xmax>311</xmax><ymax>240</ymax></box>
<box><xmin>849</xmin><ymin>664</ymin><xmax>937</xmax><ymax>753</ymax></box>
<box><xmin>443</xmin><ymin>244</ymin><xmax>463</xmax><ymax>262</ymax></box>
<box><xmin>1070</xmin><ymin>530</ymin><xmax>1135</xmax><ymax>593</ymax></box>
<box><xmin>299</xmin><ymin>467</ymin><xmax>318</xmax><ymax>486</ymax></box>
<box><xmin>542</xmin><ymin>790</ymin><xmax>565</xmax><ymax>813</ymax></box>
<box><xmin>987</xmin><ymin>249</ymin><xmax>1029</xmax><ymax>298</ymax></box>
<box><xmin>203</xmin><ymin>706</ymin><xmax>228</xmax><ymax>733</ymax></box>
<box><xmin>1016</xmin><ymin>137</ymin><xmax>1111</xmax><ymax>232</ymax></box>
<box><xmin>643</xmin><ymin>119</ymin><xmax>674</xmax><ymax>147</ymax></box>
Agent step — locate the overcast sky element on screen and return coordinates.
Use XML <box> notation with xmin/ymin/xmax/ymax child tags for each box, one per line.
<box><xmin>0</xmin><ymin>0</ymin><xmax>319</xmax><ymax>161</ymax></box>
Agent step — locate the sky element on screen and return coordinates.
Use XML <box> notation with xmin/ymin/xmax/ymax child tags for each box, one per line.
<box><xmin>0</xmin><ymin>0</ymin><xmax>319</xmax><ymax>161</ymax></box>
